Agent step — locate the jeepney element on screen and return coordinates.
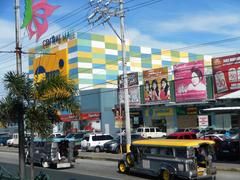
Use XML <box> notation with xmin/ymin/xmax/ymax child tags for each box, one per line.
<box><xmin>118</xmin><ymin>139</ymin><xmax>216</xmax><ymax>180</ymax></box>
<box><xmin>25</xmin><ymin>137</ymin><xmax>75</xmax><ymax>168</ymax></box>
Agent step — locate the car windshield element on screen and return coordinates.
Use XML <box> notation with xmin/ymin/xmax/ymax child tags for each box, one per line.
<box><xmin>176</xmin><ymin>129</ymin><xmax>185</xmax><ymax>132</ymax></box>
<box><xmin>66</xmin><ymin>134</ymin><xmax>74</xmax><ymax>138</ymax></box>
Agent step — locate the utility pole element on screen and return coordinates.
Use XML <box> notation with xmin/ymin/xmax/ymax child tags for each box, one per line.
<box><xmin>88</xmin><ymin>0</ymin><xmax>131</xmax><ymax>152</ymax></box>
<box><xmin>15</xmin><ymin>0</ymin><xmax>25</xmax><ymax>179</ymax></box>
<box><xmin>119</xmin><ymin>0</ymin><xmax>131</xmax><ymax>153</ymax></box>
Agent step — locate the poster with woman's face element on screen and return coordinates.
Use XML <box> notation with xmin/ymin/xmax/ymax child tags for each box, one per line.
<box><xmin>174</xmin><ymin>60</ymin><xmax>207</xmax><ymax>102</ymax></box>
<box><xmin>143</xmin><ymin>67</ymin><xmax>170</xmax><ymax>103</ymax></box>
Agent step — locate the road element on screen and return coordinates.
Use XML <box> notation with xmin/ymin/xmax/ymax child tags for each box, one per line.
<box><xmin>0</xmin><ymin>152</ymin><xmax>240</xmax><ymax>180</ymax></box>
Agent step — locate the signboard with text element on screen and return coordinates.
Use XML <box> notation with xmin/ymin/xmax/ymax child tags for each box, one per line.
<box><xmin>212</xmin><ymin>54</ymin><xmax>240</xmax><ymax>97</ymax></box>
<box><xmin>198</xmin><ymin>115</ymin><xmax>209</xmax><ymax>128</ymax></box>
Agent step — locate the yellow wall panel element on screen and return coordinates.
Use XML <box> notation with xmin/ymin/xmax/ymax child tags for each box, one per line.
<box><xmin>92</xmin><ymin>59</ymin><xmax>105</xmax><ymax>64</ymax></box>
<box><xmin>104</xmin><ymin>35</ymin><xmax>117</xmax><ymax>43</ymax></box>
<box><xmin>180</xmin><ymin>51</ymin><xmax>188</xmax><ymax>58</ymax></box>
<box><xmin>68</xmin><ymin>39</ymin><xmax>77</xmax><ymax>48</ymax></box>
<box><xmin>152</xmin><ymin>64</ymin><xmax>162</xmax><ymax>69</ymax></box>
<box><xmin>152</xmin><ymin>54</ymin><xmax>161</xmax><ymax>60</ymax></box>
<box><xmin>161</xmin><ymin>49</ymin><xmax>171</xmax><ymax>56</ymax></box>
<box><xmin>69</xmin><ymin>63</ymin><xmax>78</xmax><ymax>69</ymax></box>
<box><xmin>106</xmin><ymin>65</ymin><xmax>118</xmax><ymax>70</ymax></box>
<box><xmin>92</xmin><ymin>47</ymin><xmax>105</xmax><ymax>54</ymax></box>
<box><xmin>172</xmin><ymin>57</ymin><xmax>180</xmax><ymax>62</ymax></box>
<box><xmin>78</xmin><ymin>52</ymin><xmax>92</xmax><ymax>58</ymax></box>
<box><xmin>130</xmin><ymin>62</ymin><xmax>141</xmax><ymax>67</ymax></box>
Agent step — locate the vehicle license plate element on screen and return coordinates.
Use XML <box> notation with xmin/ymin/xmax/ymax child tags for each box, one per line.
<box><xmin>223</xmin><ymin>150</ymin><xmax>229</xmax><ymax>153</ymax></box>
<box><xmin>142</xmin><ymin>160</ymin><xmax>150</xmax><ymax>169</ymax></box>
<box><xmin>57</xmin><ymin>163</ymin><xmax>71</xmax><ymax>168</ymax></box>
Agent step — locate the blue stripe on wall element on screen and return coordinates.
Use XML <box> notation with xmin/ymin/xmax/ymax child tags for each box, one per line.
<box><xmin>106</xmin><ymin>55</ymin><xmax>117</xmax><ymax>61</ymax></box>
<box><xmin>68</xmin><ymin>46</ymin><xmax>78</xmax><ymax>53</ymax></box>
<box><xmin>78</xmin><ymin>45</ymin><xmax>91</xmax><ymax>52</ymax></box>
<box><xmin>141</xmin><ymin>54</ymin><xmax>151</xmax><ymax>59</ymax></box>
<box><xmin>130</xmin><ymin>46</ymin><xmax>140</xmax><ymax>52</ymax></box>
<box><xmin>93</xmin><ymin>64</ymin><xmax>106</xmax><ymax>69</ymax></box>
<box><xmin>162</xmin><ymin>60</ymin><xmax>171</xmax><ymax>66</ymax></box>
<box><xmin>106</xmin><ymin>74</ymin><xmax>117</xmax><ymax>80</ymax></box>
<box><xmin>69</xmin><ymin>57</ymin><xmax>78</xmax><ymax>64</ymax></box>
<box><xmin>142</xmin><ymin>63</ymin><xmax>152</xmax><ymax>68</ymax></box>
<box><xmin>69</xmin><ymin>68</ymin><xmax>78</xmax><ymax>76</ymax></box>
<box><xmin>152</xmin><ymin>48</ymin><xmax>161</xmax><ymax>55</ymax></box>
<box><xmin>93</xmin><ymin>79</ymin><xmax>106</xmax><ymax>84</ymax></box>
<box><xmin>29</xmin><ymin>60</ymin><xmax>33</xmax><ymax>66</ymax></box>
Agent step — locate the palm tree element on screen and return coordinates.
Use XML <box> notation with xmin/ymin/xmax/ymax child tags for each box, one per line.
<box><xmin>0</xmin><ymin>71</ymin><xmax>80</xmax><ymax>180</ymax></box>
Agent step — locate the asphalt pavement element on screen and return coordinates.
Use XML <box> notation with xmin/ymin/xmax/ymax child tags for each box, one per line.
<box><xmin>0</xmin><ymin>146</ymin><xmax>240</xmax><ymax>172</ymax></box>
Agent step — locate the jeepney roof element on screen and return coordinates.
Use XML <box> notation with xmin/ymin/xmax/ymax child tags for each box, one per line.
<box><xmin>132</xmin><ymin>139</ymin><xmax>215</xmax><ymax>147</ymax></box>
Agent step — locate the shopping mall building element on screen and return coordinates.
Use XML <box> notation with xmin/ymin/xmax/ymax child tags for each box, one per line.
<box><xmin>28</xmin><ymin>31</ymin><xmax>239</xmax><ymax>135</ymax></box>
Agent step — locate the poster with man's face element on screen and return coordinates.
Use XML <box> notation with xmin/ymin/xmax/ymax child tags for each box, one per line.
<box><xmin>174</xmin><ymin>60</ymin><xmax>206</xmax><ymax>102</ymax></box>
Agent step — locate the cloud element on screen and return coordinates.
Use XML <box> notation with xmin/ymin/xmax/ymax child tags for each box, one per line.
<box><xmin>153</xmin><ymin>13</ymin><xmax>240</xmax><ymax>36</ymax></box>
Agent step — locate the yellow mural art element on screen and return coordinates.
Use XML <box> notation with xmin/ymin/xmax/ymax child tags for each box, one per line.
<box><xmin>33</xmin><ymin>49</ymin><xmax>68</xmax><ymax>82</ymax></box>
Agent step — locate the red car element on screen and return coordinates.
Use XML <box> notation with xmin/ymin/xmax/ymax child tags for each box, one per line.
<box><xmin>166</xmin><ymin>131</ymin><xmax>197</xmax><ymax>139</ymax></box>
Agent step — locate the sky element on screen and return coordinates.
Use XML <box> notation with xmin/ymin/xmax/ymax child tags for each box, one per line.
<box><xmin>0</xmin><ymin>0</ymin><xmax>240</xmax><ymax>96</ymax></box>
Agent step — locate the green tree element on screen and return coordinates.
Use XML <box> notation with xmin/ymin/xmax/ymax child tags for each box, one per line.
<box><xmin>0</xmin><ymin>71</ymin><xmax>80</xmax><ymax>179</ymax></box>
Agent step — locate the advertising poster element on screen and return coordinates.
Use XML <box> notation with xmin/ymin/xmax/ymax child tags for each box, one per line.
<box><xmin>198</xmin><ymin>115</ymin><xmax>209</xmax><ymax>129</ymax></box>
<box><xmin>212</xmin><ymin>54</ymin><xmax>240</xmax><ymax>97</ymax></box>
<box><xmin>118</xmin><ymin>72</ymin><xmax>140</xmax><ymax>105</ymax></box>
<box><xmin>80</xmin><ymin>112</ymin><xmax>101</xmax><ymax>132</ymax></box>
<box><xmin>143</xmin><ymin>67</ymin><xmax>170</xmax><ymax>103</ymax></box>
<box><xmin>114</xmin><ymin>105</ymin><xmax>125</xmax><ymax>128</ymax></box>
<box><xmin>174</xmin><ymin>60</ymin><xmax>207</xmax><ymax>102</ymax></box>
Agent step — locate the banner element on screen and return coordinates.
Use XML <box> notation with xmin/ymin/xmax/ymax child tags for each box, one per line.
<box><xmin>143</xmin><ymin>67</ymin><xmax>170</xmax><ymax>103</ymax></box>
<box><xmin>118</xmin><ymin>72</ymin><xmax>140</xmax><ymax>105</ymax></box>
<box><xmin>174</xmin><ymin>60</ymin><xmax>206</xmax><ymax>102</ymax></box>
<box><xmin>212</xmin><ymin>54</ymin><xmax>240</xmax><ymax>97</ymax></box>
<box><xmin>114</xmin><ymin>105</ymin><xmax>125</xmax><ymax>128</ymax></box>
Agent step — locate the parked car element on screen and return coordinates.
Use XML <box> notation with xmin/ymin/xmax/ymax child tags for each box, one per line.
<box><xmin>81</xmin><ymin>133</ymin><xmax>113</xmax><ymax>152</ymax></box>
<box><xmin>65</xmin><ymin>132</ymin><xmax>86</xmax><ymax>149</ymax></box>
<box><xmin>135</xmin><ymin>127</ymin><xmax>166</xmax><ymax>138</ymax></box>
<box><xmin>0</xmin><ymin>134</ymin><xmax>11</xmax><ymax>146</ymax></box>
<box><xmin>103</xmin><ymin>134</ymin><xmax>144</xmax><ymax>153</ymax></box>
<box><xmin>216</xmin><ymin>139</ymin><xmax>240</xmax><ymax>160</ymax></box>
<box><xmin>166</xmin><ymin>131</ymin><xmax>197</xmax><ymax>139</ymax></box>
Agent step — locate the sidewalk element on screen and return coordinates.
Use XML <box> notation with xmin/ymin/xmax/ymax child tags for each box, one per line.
<box><xmin>77</xmin><ymin>151</ymin><xmax>240</xmax><ymax>172</ymax></box>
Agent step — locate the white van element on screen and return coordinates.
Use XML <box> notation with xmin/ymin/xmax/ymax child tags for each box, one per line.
<box><xmin>81</xmin><ymin>133</ymin><xmax>113</xmax><ymax>152</ymax></box>
<box><xmin>135</xmin><ymin>127</ymin><xmax>166</xmax><ymax>138</ymax></box>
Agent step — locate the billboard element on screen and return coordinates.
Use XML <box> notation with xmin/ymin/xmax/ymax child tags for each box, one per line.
<box><xmin>33</xmin><ymin>49</ymin><xmax>68</xmax><ymax>82</ymax></box>
<box><xmin>118</xmin><ymin>72</ymin><xmax>140</xmax><ymax>105</ymax></box>
<box><xmin>212</xmin><ymin>54</ymin><xmax>240</xmax><ymax>97</ymax></box>
<box><xmin>143</xmin><ymin>67</ymin><xmax>170</xmax><ymax>103</ymax></box>
<box><xmin>174</xmin><ymin>60</ymin><xmax>206</xmax><ymax>102</ymax></box>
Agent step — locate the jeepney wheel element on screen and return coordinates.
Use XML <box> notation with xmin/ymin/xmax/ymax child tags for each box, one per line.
<box><xmin>118</xmin><ymin>161</ymin><xmax>129</xmax><ymax>174</ymax></box>
<box><xmin>126</xmin><ymin>152</ymin><xmax>134</xmax><ymax>167</ymax></box>
<box><xmin>161</xmin><ymin>169</ymin><xmax>173</xmax><ymax>180</ymax></box>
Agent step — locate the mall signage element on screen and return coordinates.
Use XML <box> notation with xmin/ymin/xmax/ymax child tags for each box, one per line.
<box><xmin>212</xmin><ymin>54</ymin><xmax>240</xmax><ymax>97</ymax></box>
<box><xmin>42</xmin><ymin>31</ymin><xmax>75</xmax><ymax>48</ymax></box>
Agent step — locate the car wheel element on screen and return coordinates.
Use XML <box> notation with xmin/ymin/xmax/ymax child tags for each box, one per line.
<box><xmin>161</xmin><ymin>169</ymin><xmax>174</xmax><ymax>180</ymax></box>
<box><xmin>95</xmin><ymin>146</ymin><xmax>100</xmax><ymax>153</ymax></box>
<box><xmin>118</xmin><ymin>161</ymin><xmax>129</xmax><ymax>174</ymax></box>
